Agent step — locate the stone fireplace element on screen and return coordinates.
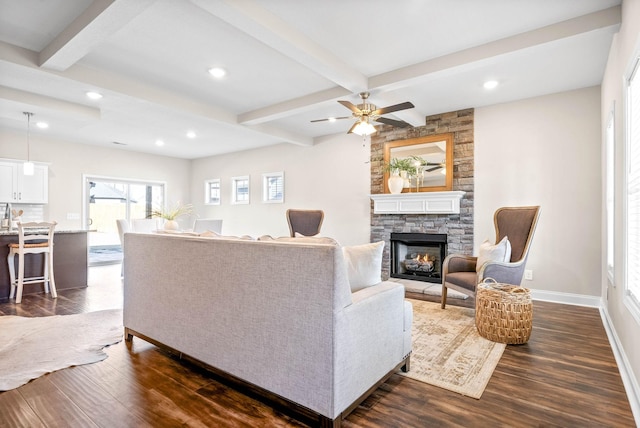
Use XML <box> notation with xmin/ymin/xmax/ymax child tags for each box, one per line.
<box><xmin>370</xmin><ymin>109</ymin><xmax>474</xmax><ymax>280</ymax></box>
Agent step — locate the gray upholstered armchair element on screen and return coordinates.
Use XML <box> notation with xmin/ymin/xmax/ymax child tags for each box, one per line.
<box><xmin>286</xmin><ymin>209</ymin><xmax>324</xmax><ymax>237</ymax></box>
<box><xmin>441</xmin><ymin>206</ymin><xmax>540</xmax><ymax>308</ymax></box>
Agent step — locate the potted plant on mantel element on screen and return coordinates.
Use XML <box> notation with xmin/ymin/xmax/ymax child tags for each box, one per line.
<box><xmin>383</xmin><ymin>157</ymin><xmax>420</xmax><ymax>194</ymax></box>
<box><xmin>151</xmin><ymin>202</ymin><xmax>193</xmax><ymax>231</ymax></box>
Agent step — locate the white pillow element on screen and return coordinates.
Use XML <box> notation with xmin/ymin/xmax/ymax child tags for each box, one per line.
<box><xmin>342</xmin><ymin>241</ymin><xmax>385</xmax><ymax>292</ymax></box>
<box><xmin>476</xmin><ymin>236</ymin><xmax>511</xmax><ymax>272</ymax></box>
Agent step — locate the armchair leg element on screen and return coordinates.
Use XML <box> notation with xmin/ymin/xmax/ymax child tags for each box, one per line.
<box><xmin>441</xmin><ymin>285</ymin><xmax>448</xmax><ymax>309</ymax></box>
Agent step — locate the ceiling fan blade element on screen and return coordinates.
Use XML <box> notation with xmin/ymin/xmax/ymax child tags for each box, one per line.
<box><xmin>346</xmin><ymin>121</ymin><xmax>359</xmax><ymax>134</ymax></box>
<box><xmin>310</xmin><ymin>116</ymin><xmax>351</xmax><ymax>123</ymax></box>
<box><xmin>372</xmin><ymin>101</ymin><xmax>415</xmax><ymax>116</ymax></box>
<box><xmin>375</xmin><ymin>117</ymin><xmax>412</xmax><ymax>128</ymax></box>
<box><xmin>338</xmin><ymin>100</ymin><xmax>362</xmax><ymax>114</ymax></box>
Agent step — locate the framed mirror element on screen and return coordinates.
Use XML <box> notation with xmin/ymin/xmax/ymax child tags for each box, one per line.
<box><xmin>383</xmin><ymin>133</ymin><xmax>454</xmax><ymax>193</ymax></box>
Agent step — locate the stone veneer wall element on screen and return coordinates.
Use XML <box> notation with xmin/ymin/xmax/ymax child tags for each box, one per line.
<box><xmin>370</xmin><ymin>109</ymin><xmax>474</xmax><ymax>280</ymax></box>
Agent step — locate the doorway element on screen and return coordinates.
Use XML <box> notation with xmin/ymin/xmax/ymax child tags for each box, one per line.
<box><xmin>84</xmin><ymin>177</ymin><xmax>165</xmax><ymax>266</ymax></box>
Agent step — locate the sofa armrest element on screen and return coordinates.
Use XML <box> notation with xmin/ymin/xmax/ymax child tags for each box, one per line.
<box><xmin>333</xmin><ymin>281</ymin><xmax>408</xmax><ymax>416</ymax></box>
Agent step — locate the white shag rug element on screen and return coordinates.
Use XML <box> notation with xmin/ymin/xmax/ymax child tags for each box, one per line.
<box><xmin>0</xmin><ymin>309</ymin><xmax>123</xmax><ymax>391</ymax></box>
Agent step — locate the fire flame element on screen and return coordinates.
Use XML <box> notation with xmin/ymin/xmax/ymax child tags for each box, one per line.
<box><xmin>414</xmin><ymin>254</ymin><xmax>432</xmax><ymax>263</ymax></box>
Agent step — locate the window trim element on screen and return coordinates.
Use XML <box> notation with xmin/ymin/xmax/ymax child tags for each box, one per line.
<box><xmin>623</xmin><ymin>50</ymin><xmax>640</xmax><ymax>324</ymax></box>
<box><xmin>231</xmin><ymin>175</ymin><xmax>250</xmax><ymax>205</ymax></box>
<box><xmin>204</xmin><ymin>178</ymin><xmax>221</xmax><ymax>205</ymax></box>
<box><xmin>262</xmin><ymin>171</ymin><xmax>284</xmax><ymax>204</ymax></box>
<box><xmin>606</xmin><ymin>102</ymin><xmax>615</xmax><ymax>287</ymax></box>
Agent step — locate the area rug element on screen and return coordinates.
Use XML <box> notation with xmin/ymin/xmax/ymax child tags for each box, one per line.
<box><xmin>390</xmin><ymin>278</ymin><xmax>469</xmax><ymax>300</ymax></box>
<box><xmin>0</xmin><ymin>309</ymin><xmax>123</xmax><ymax>391</ymax></box>
<box><xmin>399</xmin><ymin>299</ymin><xmax>505</xmax><ymax>399</ymax></box>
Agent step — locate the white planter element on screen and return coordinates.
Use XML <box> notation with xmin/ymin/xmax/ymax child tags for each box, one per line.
<box><xmin>164</xmin><ymin>220</ymin><xmax>179</xmax><ymax>231</ymax></box>
<box><xmin>388</xmin><ymin>173</ymin><xmax>404</xmax><ymax>194</ymax></box>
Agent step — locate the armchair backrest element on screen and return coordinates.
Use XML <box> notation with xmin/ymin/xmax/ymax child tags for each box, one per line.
<box><xmin>494</xmin><ymin>206</ymin><xmax>540</xmax><ymax>263</ymax></box>
<box><xmin>286</xmin><ymin>209</ymin><xmax>324</xmax><ymax>237</ymax></box>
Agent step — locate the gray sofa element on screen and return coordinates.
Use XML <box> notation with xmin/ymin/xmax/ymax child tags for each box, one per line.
<box><xmin>123</xmin><ymin>233</ymin><xmax>412</xmax><ymax>427</ymax></box>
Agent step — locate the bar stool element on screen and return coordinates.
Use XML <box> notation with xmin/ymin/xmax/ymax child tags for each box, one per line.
<box><xmin>7</xmin><ymin>221</ymin><xmax>57</xmax><ymax>304</ymax></box>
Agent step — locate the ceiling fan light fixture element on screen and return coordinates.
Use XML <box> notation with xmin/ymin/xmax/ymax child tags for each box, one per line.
<box><xmin>351</xmin><ymin>119</ymin><xmax>377</xmax><ymax>136</ymax></box>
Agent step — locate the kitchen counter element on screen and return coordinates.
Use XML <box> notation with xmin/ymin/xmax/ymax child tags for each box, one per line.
<box><xmin>0</xmin><ymin>230</ymin><xmax>89</xmax><ymax>301</ymax></box>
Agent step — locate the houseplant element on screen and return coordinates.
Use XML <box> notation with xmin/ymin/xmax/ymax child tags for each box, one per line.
<box><xmin>383</xmin><ymin>158</ymin><xmax>419</xmax><ymax>194</ymax></box>
<box><xmin>151</xmin><ymin>202</ymin><xmax>193</xmax><ymax>230</ymax></box>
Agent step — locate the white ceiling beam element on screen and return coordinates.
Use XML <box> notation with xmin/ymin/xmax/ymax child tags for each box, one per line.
<box><xmin>0</xmin><ymin>85</ymin><xmax>101</xmax><ymax>120</ymax></box>
<box><xmin>39</xmin><ymin>0</ymin><xmax>155</xmax><ymax>71</ymax></box>
<box><xmin>190</xmin><ymin>0</ymin><xmax>368</xmax><ymax>93</ymax></box>
<box><xmin>1</xmin><ymin>41</ymin><xmax>314</xmax><ymax>147</ymax></box>
<box><xmin>370</xmin><ymin>5</ymin><xmax>621</xmax><ymax>91</ymax></box>
<box><xmin>246</xmin><ymin>123</ymin><xmax>313</xmax><ymax>147</ymax></box>
<box><xmin>238</xmin><ymin>86</ymin><xmax>352</xmax><ymax>125</ymax></box>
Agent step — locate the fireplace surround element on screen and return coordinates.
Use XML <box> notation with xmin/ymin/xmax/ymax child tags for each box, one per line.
<box><xmin>370</xmin><ymin>108</ymin><xmax>474</xmax><ymax>281</ymax></box>
<box><xmin>390</xmin><ymin>233</ymin><xmax>447</xmax><ymax>284</ymax></box>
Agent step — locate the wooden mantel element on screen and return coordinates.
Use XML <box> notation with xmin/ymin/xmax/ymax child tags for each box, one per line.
<box><xmin>370</xmin><ymin>191</ymin><xmax>465</xmax><ymax>214</ymax></box>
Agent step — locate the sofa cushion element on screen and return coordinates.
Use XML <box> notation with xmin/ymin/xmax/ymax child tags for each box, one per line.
<box><xmin>476</xmin><ymin>236</ymin><xmax>511</xmax><ymax>272</ymax></box>
<box><xmin>199</xmin><ymin>230</ymin><xmax>254</xmax><ymax>240</ymax></box>
<box><xmin>267</xmin><ymin>236</ymin><xmax>339</xmax><ymax>245</ymax></box>
<box><xmin>342</xmin><ymin>241</ymin><xmax>385</xmax><ymax>292</ymax></box>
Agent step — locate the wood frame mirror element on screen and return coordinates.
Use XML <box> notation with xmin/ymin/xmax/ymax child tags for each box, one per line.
<box><xmin>383</xmin><ymin>133</ymin><xmax>454</xmax><ymax>193</ymax></box>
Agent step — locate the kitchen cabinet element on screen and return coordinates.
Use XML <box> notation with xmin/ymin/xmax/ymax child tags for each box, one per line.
<box><xmin>0</xmin><ymin>160</ymin><xmax>48</xmax><ymax>203</ymax></box>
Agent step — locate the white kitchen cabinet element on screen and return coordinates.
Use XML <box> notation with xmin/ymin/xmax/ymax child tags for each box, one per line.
<box><xmin>0</xmin><ymin>160</ymin><xmax>48</xmax><ymax>203</ymax></box>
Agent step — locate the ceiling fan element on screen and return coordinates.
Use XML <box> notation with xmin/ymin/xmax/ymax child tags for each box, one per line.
<box><xmin>311</xmin><ymin>92</ymin><xmax>415</xmax><ymax>136</ymax></box>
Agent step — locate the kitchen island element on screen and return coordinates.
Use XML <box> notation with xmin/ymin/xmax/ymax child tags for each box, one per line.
<box><xmin>0</xmin><ymin>229</ymin><xmax>89</xmax><ymax>301</ymax></box>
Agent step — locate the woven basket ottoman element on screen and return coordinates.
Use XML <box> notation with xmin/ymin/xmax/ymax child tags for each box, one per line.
<box><xmin>475</xmin><ymin>279</ymin><xmax>533</xmax><ymax>344</ymax></box>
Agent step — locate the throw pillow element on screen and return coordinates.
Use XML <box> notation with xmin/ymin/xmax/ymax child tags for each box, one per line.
<box><xmin>476</xmin><ymin>236</ymin><xmax>512</xmax><ymax>272</ymax></box>
<box><xmin>342</xmin><ymin>241</ymin><xmax>385</xmax><ymax>292</ymax></box>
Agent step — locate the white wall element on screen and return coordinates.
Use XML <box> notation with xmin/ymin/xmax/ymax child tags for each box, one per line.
<box><xmin>190</xmin><ymin>134</ymin><xmax>371</xmax><ymax>246</ymax></box>
<box><xmin>600</xmin><ymin>0</ymin><xmax>640</xmax><ymax>418</ymax></box>
<box><xmin>475</xmin><ymin>86</ymin><xmax>602</xmax><ymax>296</ymax></box>
<box><xmin>0</xmin><ymin>130</ymin><xmax>191</xmax><ymax>230</ymax></box>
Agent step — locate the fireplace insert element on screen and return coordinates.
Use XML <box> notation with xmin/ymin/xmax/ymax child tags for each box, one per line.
<box><xmin>390</xmin><ymin>233</ymin><xmax>447</xmax><ymax>284</ymax></box>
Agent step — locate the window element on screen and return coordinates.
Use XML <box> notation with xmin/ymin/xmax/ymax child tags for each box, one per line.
<box><xmin>262</xmin><ymin>172</ymin><xmax>284</xmax><ymax>203</ymax></box>
<box><xmin>205</xmin><ymin>179</ymin><xmax>221</xmax><ymax>205</ymax></box>
<box><xmin>625</xmin><ymin>53</ymin><xmax>640</xmax><ymax>317</ymax></box>
<box><xmin>606</xmin><ymin>104</ymin><xmax>615</xmax><ymax>285</ymax></box>
<box><xmin>232</xmin><ymin>176</ymin><xmax>250</xmax><ymax>204</ymax></box>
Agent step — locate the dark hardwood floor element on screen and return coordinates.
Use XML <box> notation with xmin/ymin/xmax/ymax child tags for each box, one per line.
<box><xmin>0</xmin><ymin>265</ymin><xmax>635</xmax><ymax>427</ymax></box>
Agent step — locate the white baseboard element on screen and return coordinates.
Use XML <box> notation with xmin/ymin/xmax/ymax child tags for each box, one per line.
<box><xmin>529</xmin><ymin>288</ymin><xmax>601</xmax><ymax>307</ymax></box>
<box><xmin>600</xmin><ymin>306</ymin><xmax>640</xmax><ymax>427</ymax></box>
<box><xmin>530</xmin><ymin>288</ymin><xmax>640</xmax><ymax>426</ymax></box>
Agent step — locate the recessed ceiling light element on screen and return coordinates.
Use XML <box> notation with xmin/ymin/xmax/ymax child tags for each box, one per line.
<box><xmin>36</xmin><ymin>122</ymin><xmax>49</xmax><ymax>129</ymax></box>
<box><xmin>155</xmin><ymin>139</ymin><xmax>165</xmax><ymax>147</ymax></box>
<box><xmin>86</xmin><ymin>91</ymin><xmax>103</xmax><ymax>100</ymax></box>
<box><xmin>328</xmin><ymin>117</ymin><xmax>336</xmax><ymax>123</ymax></box>
<box><xmin>483</xmin><ymin>80</ymin><xmax>499</xmax><ymax>90</ymax></box>
<box><xmin>186</xmin><ymin>131</ymin><xmax>196</xmax><ymax>139</ymax></box>
<box><xmin>208</xmin><ymin>67</ymin><xmax>227</xmax><ymax>78</ymax></box>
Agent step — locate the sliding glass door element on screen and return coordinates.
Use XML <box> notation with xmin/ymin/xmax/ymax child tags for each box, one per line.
<box><xmin>85</xmin><ymin>177</ymin><xmax>164</xmax><ymax>266</ymax></box>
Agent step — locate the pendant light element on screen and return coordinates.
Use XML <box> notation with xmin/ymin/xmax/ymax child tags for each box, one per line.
<box><xmin>23</xmin><ymin>112</ymin><xmax>34</xmax><ymax>176</ymax></box>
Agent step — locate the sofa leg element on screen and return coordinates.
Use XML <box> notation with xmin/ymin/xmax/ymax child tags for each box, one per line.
<box><xmin>319</xmin><ymin>415</ymin><xmax>341</xmax><ymax>427</ymax></box>
<box><xmin>401</xmin><ymin>356</ymin><xmax>411</xmax><ymax>373</ymax></box>
<box><xmin>124</xmin><ymin>327</ymin><xmax>133</xmax><ymax>342</ymax></box>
